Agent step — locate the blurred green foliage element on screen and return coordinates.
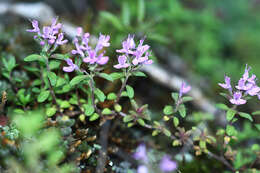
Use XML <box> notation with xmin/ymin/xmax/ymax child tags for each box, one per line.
<box><xmin>0</xmin><ymin>111</ymin><xmax>77</xmax><ymax>173</ymax></box>
<box><xmin>95</xmin><ymin>0</ymin><xmax>260</xmax><ymax>85</ymax></box>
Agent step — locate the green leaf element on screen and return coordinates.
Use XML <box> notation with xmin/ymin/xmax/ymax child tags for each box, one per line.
<box><xmin>216</xmin><ymin>103</ymin><xmax>229</xmax><ymax>110</ymax></box>
<box><xmin>226</xmin><ymin>125</ymin><xmax>237</xmax><ymax>136</ymax></box>
<box><xmin>199</xmin><ymin>140</ymin><xmax>206</xmax><ymax>149</ymax></box>
<box><xmin>255</xmin><ymin>124</ymin><xmax>260</xmax><ymax>131</ymax></box>
<box><xmin>252</xmin><ymin>111</ymin><xmax>260</xmax><ymax>116</ymax></box>
<box><xmin>37</xmin><ymin>90</ymin><xmax>50</xmax><ymax>103</ymax></box>
<box><xmin>70</xmin><ymin>75</ymin><xmax>89</xmax><ymax>86</ymax></box>
<box><xmin>107</xmin><ymin>92</ymin><xmax>117</xmax><ymax>100</ymax></box>
<box><xmin>126</xmin><ymin>85</ymin><xmax>134</xmax><ymax>99</ymax></box>
<box><xmin>46</xmin><ymin>107</ymin><xmax>57</xmax><ymax>117</ymax></box>
<box><xmin>24</xmin><ymin>54</ymin><xmax>45</xmax><ymax>62</ymax></box>
<box><xmin>132</xmin><ymin>71</ymin><xmax>147</xmax><ymax>77</ymax></box>
<box><xmin>234</xmin><ymin>151</ymin><xmax>253</xmax><ymax>169</ymax></box>
<box><xmin>121</xmin><ymin>91</ymin><xmax>128</xmax><ymax>97</ymax></box>
<box><xmin>48</xmin><ymin>72</ymin><xmax>57</xmax><ymax>86</ymax></box>
<box><xmin>55</xmin><ymin>77</ymin><xmax>66</xmax><ymax>87</ymax></box>
<box><xmin>163</xmin><ymin>129</ymin><xmax>171</xmax><ymax>137</ymax></box>
<box><xmin>23</xmin><ymin>66</ymin><xmax>40</xmax><ymax>72</ymax></box>
<box><xmin>178</xmin><ymin>104</ymin><xmax>186</xmax><ymax>118</ymax></box>
<box><xmin>60</xmin><ymin>101</ymin><xmax>71</xmax><ymax>108</ymax></box>
<box><xmin>114</xmin><ymin>104</ymin><xmax>122</xmax><ymax>112</ymax></box>
<box><xmin>171</xmin><ymin>92</ymin><xmax>179</xmax><ymax>103</ymax></box>
<box><xmin>238</xmin><ymin>112</ymin><xmax>253</xmax><ymax>122</ymax></box>
<box><xmin>137</xmin><ymin>0</ymin><xmax>145</xmax><ymax>23</ymax></box>
<box><xmin>79</xmin><ymin>114</ymin><xmax>85</xmax><ymax>122</ymax></box>
<box><xmin>172</xmin><ymin>140</ymin><xmax>181</xmax><ymax>146</ymax></box>
<box><xmin>100</xmin><ymin>11</ymin><xmax>124</xmax><ymax>31</ymax></box>
<box><xmin>62</xmin><ymin>84</ymin><xmax>71</xmax><ymax>93</ymax></box>
<box><xmin>3</xmin><ymin>56</ymin><xmax>16</xmax><ymax>72</ymax></box>
<box><xmin>181</xmin><ymin>96</ymin><xmax>193</xmax><ymax>103</ymax></box>
<box><xmin>51</xmin><ymin>53</ymin><xmax>68</xmax><ymax>60</ymax></box>
<box><xmin>173</xmin><ymin>117</ymin><xmax>179</xmax><ymax>127</ymax></box>
<box><xmin>226</xmin><ymin>109</ymin><xmax>236</xmax><ymax>122</ymax></box>
<box><xmin>110</xmin><ymin>72</ymin><xmax>124</xmax><ymax>80</ymax></box>
<box><xmin>102</xmin><ymin>108</ymin><xmax>112</xmax><ymax>115</ymax></box>
<box><xmin>123</xmin><ymin>115</ymin><xmax>134</xmax><ymax>123</ymax></box>
<box><xmin>95</xmin><ymin>88</ymin><xmax>106</xmax><ymax>102</ymax></box>
<box><xmin>137</xmin><ymin>119</ymin><xmax>145</xmax><ymax>126</ymax></box>
<box><xmin>49</xmin><ymin>60</ymin><xmax>61</xmax><ymax>70</ymax></box>
<box><xmin>99</xmin><ymin>73</ymin><xmax>114</xmax><ymax>82</ymax></box>
<box><xmin>83</xmin><ymin>104</ymin><xmax>95</xmax><ymax>116</ymax></box>
<box><xmin>89</xmin><ymin>113</ymin><xmax>99</xmax><ymax>121</ymax></box>
<box><xmin>32</xmin><ymin>87</ymin><xmax>40</xmax><ymax>93</ymax></box>
<box><xmin>130</xmin><ymin>99</ymin><xmax>138</xmax><ymax>110</ymax></box>
<box><xmin>163</xmin><ymin>105</ymin><xmax>174</xmax><ymax>115</ymax></box>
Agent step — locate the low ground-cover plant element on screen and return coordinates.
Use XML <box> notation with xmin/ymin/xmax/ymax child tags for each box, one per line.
<box><xmin>0</xmin><ymin>18</ymin><xmax>259</xmax><ymax>173</ymax></box>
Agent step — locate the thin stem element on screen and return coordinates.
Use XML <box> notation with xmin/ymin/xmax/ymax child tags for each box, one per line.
<box><xmin>207</xmin><ymin>151</ymin><xmax>236</xmax><ymax>172</ymax></box>
<box><xmin>119</xmin><ymin>110</ymin><xmax>235</xmax><ymax>172</ymax></box>
<box><xmin>82</xmin><ymin>70</ymin><xmax>101</xmax><ymax>114</ymax></box>
<box><xmin>116</xmin><ymin>72</ymin><xmax>130</xmax><ymax>103</ymax></box>
<box><xmin>45</xmin><ymin>58</ymin><xmax>60</xmax><ymax>112</ymax></box>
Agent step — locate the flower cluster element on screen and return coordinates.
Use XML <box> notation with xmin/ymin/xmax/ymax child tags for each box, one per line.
<box><xmin>114</xmin><ymin>35</ymin><xmax>153</xmax><ymax>69</ymax></box>
<box><xmin>219</xmin><ymin>65</ymin><xmax>260</xmax><ymax>105</ymax></box>
<box><xmin>27</xmin><ymin>18</ymin><xmax>67</xmax><ymax>47</ymax></box>
<box><xmin>71</xmin><ymin>27</ymin><xmax>110</xmax><ymax>66</ymax></box>
<box><xmin>133</xmin><ymin>144</ymin><xmax>177</xmax><ymax>173</ymax></box>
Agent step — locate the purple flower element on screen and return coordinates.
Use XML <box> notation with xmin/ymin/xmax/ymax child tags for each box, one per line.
<box><xmin>114</xmin><ymin>55</ymin><xmax>130</xmax><ymax>69</ymax></box>
<box><xmin>27</xmin><ymin>20</ymin><xmax>40</xmax><ymax>33</ymax></box>
<box><xmin>76</xmin><ymin>27</ymin><xmax>83</xmax><ymax>37</ymax></box>
<box><xmin>137</xmin><ymin>165</ymin><xmax>148</xmax><ymax>173</ymax></box>
<box><xmin>219</xmin><ymin>76</ymin><xmax>232</xmax><ymax>90</ymax></box>
<box><xmin>63</xmin><ymin>59</ymin><xmax>78</xmax><ymax>72</ymax></box>
<box><xmin>159</xmin><ymin>155</ymin><xmax>177</xmax><ymax>172</ymax></box>
<box><xmin>27</xmin><ymin>18</ymin><xmax>66</xmax><ymax>47</ymax></box>
<box><xmin>71</xmin><ymin>29</ymin><xmax>110</xmax><ymax>66</ymax></box>
<box><xmin>56</xmin><ymin>33</ymin><xmax>68</xmax><ymax>45</ymax></box>
<box><xmin>236</xmin><ymin>78</ymin><xmax>246</xmax><ymax>90</ymax></box>
<box><xmin>229</xmin><ymin>92</ymin><xmax>246</xmax><ymax>105</ymax></box>
<box><xmin>83</xmin><ymin>50</ymin><xmax>98</xmax><ymax>64</ymax></box>
<box><xmin>248</xmin><ymin>74</ymin><xmax>256</xmax><ymax>84</ymax></box>
<box><xmin>242</xmin><ymin>64</ymin><xmax>250</xmax><ymax>81</ymax></box>
<box><xmin>179</xmin><ymin>82</ymin><xmax>191</xmax><ymax>98</ymax></box>
<box><xmin>132</xmin><ymin>39</ymin><xmax>151</xmax><ymax>65</ymax></box>
<box><xmin>96</xmin><ymin>53</ymin><xmax>109</xmax><ymax>65</ymax></box>
<box><xmin>116</xmin><ymin>35</ymin><xmax>153</xmax><ymax>68</ymax></box>
<box><xmin>116</xmin><ymin>34</ymin><xmax>135</xmax><ymax>54</ymax></box>
<box><xmin>133</xmin><ymin>144</ymin><xmax>148</xmax><ymax>162</ymax></box>
<box><xmin>71</xmin><ymin>38</ymin><xmax>85</xmax><ymax>57</ymax></box>
<box><xmin>247</xmin><ymin>85</ymin><xmax>260</xmax><ymax>96</ymax></box>
<box><xmin>96</xmin><ymin>34</ymin><xmax>110</xmax><ymax>51</ymax></box>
